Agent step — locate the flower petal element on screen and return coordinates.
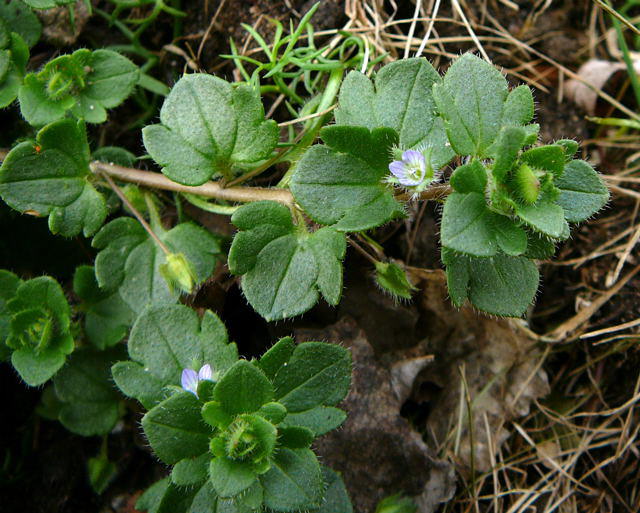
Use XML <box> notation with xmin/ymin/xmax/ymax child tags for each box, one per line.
<box><xmin>199</xmin><ymin>364</ymin><xmax>213</xmax><ymax>381</ymax></box>
<box><xmin>389</xmin><ymin>161</ymin><xmax>408</xmax><ymax>179</ymax></box>
<box><xmin>402</xmin><ymin>150</ymin><xmax>425</xmax><ymax>166</ymax></box>
<box><xmin>398</xmin><ymin>175</ymin><xmax>423</xmax><ymax>186</ymax></box>
<box><xmin>181</xmin><ymin>368</ymin><xmax>199</xmax><ymax>395</ymax></box>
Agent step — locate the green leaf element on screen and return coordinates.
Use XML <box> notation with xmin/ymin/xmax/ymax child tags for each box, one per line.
<box><xmin>0</xmin><ymin>1</ymin><xmax>41</xmax><ymax>47</ymax></box>
<box><xmin>521</xmin><ymin>145</ymin><xmax>566</xmax><ymax>176</ymax></box>
<box><xmin>142</xmin><ymin>390</ymin><xmax>212</xmax><ymax>464</ymax></box>
<box><xmin>53</xmin><ymin>347</ymin><xmax>124</xmax><ymax>436</ymax></box>
<box><xmin>273</xmin><ymin>342</ymin><xmax>351</xmax><ymax>413</ymax></box>
<box><xmin>313</xmin><ymin>468</ymin><xmax>352</xmax><ymax>513</ymax></box>
<box><xmin>334</xmin><ymin>58</ymin><xmax>453</xmax><ymax>165</ymax></box>
<box><xmin>260</xmin><ymin>448</ymin><xmax>323</xmax><ymax>511</ymax></box>
<box><xmin>113</xmin><ymin>305</ymin><xmax>237</xmax><ymax>406</ymax></box>
<box><xmin>0</xmin><ymin>32</ymin><xmax>29</xmax><ymax>108</ymax></box>
<box><xmin>0</xmin><ymin>119</ymin><xmax>105</xmax><ymax>238</ymax></box>
<box><xmin>515</xmin><ymin>200</ymin><xmax>568</xmax><ymax>239</ymax></box>
<box><xmin>440</xmin><ymin>192</ymin><xmax>497</xmax><ymax>257</ymax></box>
<box><xmin>450</xmin><ymin>160</ymin><xmax>487</xmax><ymax>194</ymax></box>
<box><xmin>6</xmin><ymin>276</ymin><xmax>74</xmax><ymax>385</ymax></box>
<box><xmin>214</xmin><ymin>360</ymin><xmax>274</xmax><ymax>415</ymax></box>
<box><xmin>93</xmin><ymin>218</ymin><xmax>220</xmax><ymax>314</ymax></box>
<box><xmin>88</xmin><ymin>454</ymin><xmax>118</xmax><ymax>494</ymax></box>
<box><xmin>172</xmin><ymin>453</ymin><xmax>210</xmax><ymax>487</ymax></box>
<box><xmin>278</xmin><ymin>426</ymin><xmax>314</xmax><ymax>448</ymax></box>
<box><xmin>555</xmin><ymin>160</ymin><xmax>609</xmax><ymax>223</ymax></box>
<box><xmin>374</xmin><ymin>261</ymin><xmax>417</xmax><ymax>300</ymax></box>
<box><xmin>142</xmin><ymin>74</ymin><xmax>278</xmax><ymax>185</ymax></box>
<box><xmin>490</xmin><ymin>126</ymin><xmax>526</xmax><ymax>183</ymax></box>
<box><xmin>209</xmin><ymin>457</ymin><xmax>256</xmax><ymax>498</ymax></box>
<box><xmin>73</xmin><ymin>266</ymin><xmax>133</xmax><ymax>350</ymax></box>
<box><xmin>18</xmin><ymin>49</ymin><xmax>139</xmax><ymax>125</ymax></box>
<box><xmin>556</xmin><ymin>139</ymin><xmax>579</xmax><ymax>160</ymax></box>
<box><xmin>443</xmin><ymin>252</ymin><xmax>539</xmax><ymax>317</ymax></box>
<box><xmin>256</xmin><ymin>336</ymin><xmax>295</xmax><ymax>380</ymax></box>
<box><xmin>0</xmin><ymin>269</ymin><xmax>21</xmax><ymax>347</ymax></box>
<box><xmin>291</xmin><ymin>126</ymin><xmax>403</xmax><ymax>231</ymax></box>
<box><xmin>433</xmin><ymin>53</ymin><xmax>508</xmax><ymax>157</ymax></box>
<box><xmin>282</xmin><ymin>406</ymin><xmax>347</xmax><ymax>436</ymax></box>
<box><xmin>229</xmin><ymin>201</ymin><xmax>346</xmax><ymax>321</ymax></box>
<box><xmin>502</xmin><ymin>85</ymin><xmax>534</xmax><ymax>127</ymax></box>
<box><xmin>525</xmin><ymin>231</ymin><xmax>556</xmax><ymax>259</ymax></box>
<box><xmin>491</xmin><ymin>215</ymin><xmax>527</xmax><ymax>256</ymax></box>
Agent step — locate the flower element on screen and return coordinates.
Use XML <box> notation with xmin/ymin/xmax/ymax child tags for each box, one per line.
<box><xmin>181</xmin><ymin>364</ymin><xmax>213</xmax><ymax>396</ymax></box>
<box><xmin>389</xmin><ymin>150</ymin><xmax>427</xmax><ymax>186</ymax></box>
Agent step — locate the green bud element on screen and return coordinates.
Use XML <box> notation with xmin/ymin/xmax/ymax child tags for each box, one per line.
<box><xmin>8</xmin><ymin>308</ymin><xmax>54</xmax><ymax>351</ymax></box>
<box><xmin>374</xmin><ymin>261</ymin><xmax>416</xmax><ymax>301</ymax></box>
<box><xmin>375</xmin><ymin>494</ymin><xmax>417</xmax><ymax>513</ymax></box>
<box><xmin>159</xmin><ymin>253</ymin><xmax>197</xmax><ymax>294</ymax></box>
<box><xmin>513</xmin><ymin>163</ymin><xmax>540</xmax><ymax>204</ymax></box>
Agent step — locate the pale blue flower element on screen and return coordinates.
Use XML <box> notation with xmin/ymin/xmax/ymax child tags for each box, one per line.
<box><xmin>181</xmin><ymin>364</ymin><xmax>213</xmax><ymax>396</ymax></box>
<box><xmin>389</xmin><ymin>150</ymin><xmax>427</xmax><ymax>186</ymax></box>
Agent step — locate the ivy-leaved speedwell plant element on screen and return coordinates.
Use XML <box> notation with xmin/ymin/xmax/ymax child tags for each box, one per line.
<box><xmin>0</xmin><ymin>5</ymin><xmax>609</xmax><ymax>508</ymax></box>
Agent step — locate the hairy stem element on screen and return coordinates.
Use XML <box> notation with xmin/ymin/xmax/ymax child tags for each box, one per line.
<box><xmin>90</xmin><ymin>161</ymin><xmax>295</xmax><ymax>206</ymax></box>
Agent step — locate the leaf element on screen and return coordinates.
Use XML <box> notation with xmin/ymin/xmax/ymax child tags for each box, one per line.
<box><xmin>449</xmin><ymin>159</ymin><xmax>487</xmax><ymax>194</ymax></box>
<box><xmin>0</xmin><ymin>1</ymin><xmax>41</xmax><ymax>47</ymax></box>
<box><xmin>433</xmin><ymin>53</ymin><xmax>508</xmax><ymax>157</ymax></box>
<box><xmin>490</xmin><ymin>126</ymin><xmax>526</xmax><ymax>183</ymax></box>
<box><xmin>0</xmin><ymin>269</ymin><xmax>21</xmax><ymax>347</ymax></box>
<box><xmin>142</xmin><ymin>390</ymin><xmax>212</xmax><ymax>464</ymax></box>
<box><xmin>0</xmin><ymin>119</ymin><xmax>105</xmax><ymax>238</ymax></box>
<box><xmin>442</xmin><ymin>252</ymin><xmax>539</xmax><ymax>317</ymax></box>
<box><xmin>229</xmin><ymin>201</ymin><xmax>346</xmax><ymax>321</ymax></box>
<box><xmin>515</xmin><ymin>200</ymin><xmax>568</xmax><ymax>239</ymax></box>
<box><xmin>502</xmin><ymin>85</ymin><xmax>535</xmax><ymax>127</ymax></box>
<box><xmin>209</xmin><ymin>457</ymin><xmax>256</xmax><ymax>498</ymax></box>
<box><xmin>172</xmin><ymin>453</ymin><xmax>210</xmax><ymax>487</ymax></box>
<box><xmin>312</xmin><ymin>467</ymin><xmax>352</xmax><ymax>513</ymax></box>
<box><xmin>87</xmin><ymin>454</ymin><xmax>118</xmax><ymax>494</ymax></box>
<box><xmin>260</xmin><ymin>448</ymin><xmax>323</xmax><ymax>511</ymax></box>
<box><xmin>0</xmin><ymin>32</ymin><xmax>28</xmax><ymax>108</ymax></box>
<box><xmin>282</xmin><ymin>406</ymin><xmax>347</xmax><ymax>437</ymax></box>
<box><xmin>521</xmin><ymin>145</ymin><xmax>566</xmax><ymax>176</ymax></box>
<box><xmin>491</xmin><ymin>215</ymin><xmax>527</xmax><ymax>256</ymax></box>
<box><xmin>53</xmin><ymin>347</ymin><xmax>124</xmax><ymax>436</ymax></box>
<box><xmin>18</xmin><ymin>49</ymin><xmax>139</xmax><ymax>125</ymax></box>
<box><xmin>113</xmin><ymin>305</ymin><xmax>237</xmax><ymax>407</ymax></box>
<box><xmin>93</xmin><ymin>218</ymin><xmax>220</xmax><ymax>314</ymax></box>
<box><xmin>291</xmin><ymin>126</ymin><xmax>403</xmax><ymax>231</ymax></box>
<box><xmin>214</xmin><ymin>360</ymin><xmax>274</xmax><ymax>415</ymax></box>
<box><xmin>555</xmin><ymin>160</ymin><xmax>609</xmax><ymax>223</ymax></box>
<box><xmin>374</xmin><ymin>261</ymin><xmax>417</xmax><ymax>300</ymax></box>
<box><xmin>334</xmin><ymin>58</ymin><xmax>453</xmax><ymax>166</ymax></box>
<box><xmin>440</xmin><ymin>192</ymin><xmax>497</xmax><ymax>257</ymax></box>
<box><xmin>73</xmin><ymin>266</ymin><xmax>133</xmax><ymax>350</ymax></box>
<box><xmin>273</xmin><ymin>342</ymin><xmax>351</xmax><ymax>413</ymax></box>
<box><xmin>142</xmin><ymin>74</ymin><xmax>278</xmax><ymax>185</ymax></box>
<box><xmin>6</xmin><ymin>276</ymin><xmax>74</xmax><ymax>385</ymax></box>
<box><xmin>278</xmin><ymin>426</ymin><xmax>314</xmax><ymax>448</ymax></box>
<box><xmin>256</xmin><ymin>336</ymin><xmax>295</xmax><ymax>380</ymax></box>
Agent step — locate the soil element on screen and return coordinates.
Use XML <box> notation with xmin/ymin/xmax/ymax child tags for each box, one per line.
<box><xmin>2</xmin><ymin>0</ymin><xmax>640</xmax><ymax>512</ymax></box>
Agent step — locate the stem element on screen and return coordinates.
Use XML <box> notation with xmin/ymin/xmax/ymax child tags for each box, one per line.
<box><xmin>98</xmin><ymin>168</ymin><xmax>172</xmax><ymax>255</ymax></box>
<box><xmin>90</xmin><ymin>161</ymin><xmax>295</xmax><ymax>206</ymax></box>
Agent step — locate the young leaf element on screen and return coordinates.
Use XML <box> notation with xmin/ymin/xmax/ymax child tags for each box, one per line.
<box><xmin>142</xmin><ymin>390</ymin><xmax>212</xmax><ymax>465</ymax></box>
<box><xmin>93</xmin><ymin>218</ymin><xmax>220</xmax><ymax>314</ymax></box>
<box><xmin>259</xmin><ymin>448</ymin><xmax>323</xmax><ymax>511</ymax></box>
<box><xmin>256</xmin><ymin>336</ymin><xmax>295</xmax><ymax>380</ymax></box>
<box><xmin>213</xmin><ymin>360</ymin><xmax>274</xmax><ymax>415</ymax></box>
<box><xmin>515</xmin><ymin>200</ymin><xmax>568</xmax><ymax>239</ymax></box>
<box><xmin>334</xmin><ymin>58</ymin><xmax>454</xmax><ymax>167</ymax></box>
<box><xmin>73</xmin><ymin>266</ymin><xmax>133</xmax><ymax>350</ymax></box>
<box><xmin>449</xmin><ymin>159</ymin><xmax>487</xmax><ymax>194</ymax></box>
<box><xmin>5</xmin><ymin>276</ymin><xmax>74</xmax><ymax>386</ymax></box>
<box><xmin>112</xmin><ymin>305</ymin><xmax>237</xmax><ymax>407</ymax></box>
<box><xmin>273</xmin><ymin>342</ymin><xmax>351</xmax><ymax>413</ymax></box>
<box><xmin>555</xmin><ymin>160</ymin><xmax>609</xmax><ymax>222</ymax></box>
<box><xmin>87</xmin><ymin>454</ymin><xmax>118</xmax><ymax>495</ymax></box>
<box><xmin>291</xmin><ymin>126</ymin><xmax>404</xmax><ymax>231</ymax></box>
<box><xmin>502</xmin><ymin>85</ymin><xmax>535</xmax><ymax>127</ymax></box>
<box><xmin>229</xmin><ymin>201</ymin><xmax>346</xmax><ymax>321</ymax></box>
<box><xmin>18</xmin><ymin>49</ymin><xmax>139</xmax><ymax>125</ymax></box>
<box><xmin>53</xmin><ymin>347</ymin><xmax>124</xmax><ymax>436</ymax></box>
<box><xmin>374</xmin><ymin>261</ymin><xmax>417</xmax><ymax>300</ymax></box>
<box><xmin>142</xmin><ymin>74</ymin><xmax>278</xmax><ymax>185</ymax></box>
<box><xmin>433</xmin><ymin>53</ymin><xmax>508</xmax><ymax>157</ymax></box>
<box><xmin>443</xmin><ymin>252</ymin><xmax>539</xmax><ymax>317</ymax></box>
<box><xmin>0</xmin><ymin>119</ymin><xmax>107</xmax><ymax>237</ymax></box>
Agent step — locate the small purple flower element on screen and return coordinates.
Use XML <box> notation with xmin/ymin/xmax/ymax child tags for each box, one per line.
<box><xmin>181</xmin><ymin>364</ymin><xmax>213</xmax><ymax>396</ymax></box>
<box><xmin>389</xmin><ymin>150</ymin><xmax>426</xmax><ymax>186</ymax></box>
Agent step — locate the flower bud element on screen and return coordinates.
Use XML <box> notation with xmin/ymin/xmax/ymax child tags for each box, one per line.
<box><xmin>160</xmin><ymin>253</ymin><xmax>197</xmax><ymax>294</ymax></box>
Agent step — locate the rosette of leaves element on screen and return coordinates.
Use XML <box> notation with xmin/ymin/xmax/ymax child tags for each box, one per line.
<box><xmin>92</xmin><ymin>217</ymin><xmax>221</xmax><ymax>315</ymax></box>
<box><xmin>112</xmin><ymin>305</ymin><xmax>352</xmax><ymax>512</ymax></box>
<box><xmin>18</xmin><ymin>48</ymin><xmax>139</xmax><ymax>125</ymax></box>
<box><xmin>0</xmin><ymin>119</ymin><xmax>109</xmax><ymax>237</ymax></box>
<box><xmin>0</xmin><ymin>272</ymin><xmax>74</xmax><ymax>386</ymax></box>
<box><xmin>437</xmin><ymin>53</ymin><xmax>609</xmax><ymax>316</ymax></box>
<box><xmin>0</xmin><ymin>15</ymin><xmax>29</xmax><ymax>108</ymax></box>
<box><xmin>228</xmin><ymin>200</ymin><xmax>346</xmax><ymax>321</ymax></box>
<box><xmin>142</xmin><ymin>73</ymin><xmax>278</xmax><ymax>185</ymax></box>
